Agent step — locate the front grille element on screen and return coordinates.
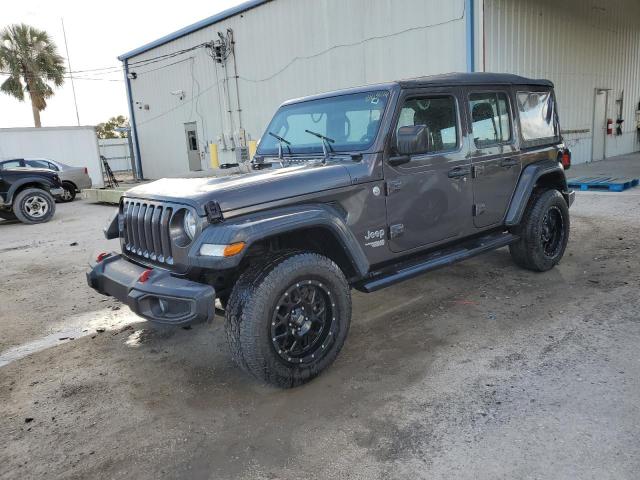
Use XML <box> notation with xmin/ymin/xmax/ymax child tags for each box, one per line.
<box><xmin>122</xmin><ymin>199</ymin><xmax>174</xmax><ymax>265</ymax></box>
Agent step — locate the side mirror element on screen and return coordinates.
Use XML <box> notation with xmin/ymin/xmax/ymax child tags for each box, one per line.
<box><xmin>396</xmin><ymin>125</ymin><xmax>431</xmax><ymax>156</ymax></box>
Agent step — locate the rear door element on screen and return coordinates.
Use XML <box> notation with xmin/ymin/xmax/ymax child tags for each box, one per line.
<box><xmin>384</xmin><ymin>87</ymin><xmax>473</xmax><ymax>252</ymax></box>
<box><xmin>466</xmin><ymin>88</ymin><xmax>520</xmax><ymax>228</ymax></box>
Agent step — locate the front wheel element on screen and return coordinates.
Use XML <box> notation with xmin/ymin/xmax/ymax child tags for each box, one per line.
<box><xmin>225</xmin><ymin>251</ymin><xmax>351</xmax><ymax>388</ymax></box>
<box><xmin>509</xmin><ymin>189</ymin><xmax>570</xmax><ymax>271</ymax></box>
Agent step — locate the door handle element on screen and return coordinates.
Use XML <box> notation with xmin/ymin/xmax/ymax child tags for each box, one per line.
<box><xmin>448</xmin><ymin>166</ymin><xmax>471</xmax><ymax>178</ymax></box>
<box><xmin>500</xmin><ymin>158</ymin><xmax>519</xmax><ymax>168</ymax></box>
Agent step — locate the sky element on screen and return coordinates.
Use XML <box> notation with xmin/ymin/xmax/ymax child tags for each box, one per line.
<box><xmin>0</xmin><ymin>0</ymin><xmax>246</xmax><ymax>128</ymax></box>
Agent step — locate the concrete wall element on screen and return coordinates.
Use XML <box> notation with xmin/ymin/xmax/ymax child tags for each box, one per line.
<box><xmin>98</xmin><ymin>138</ymin><xmax>132</xmax><ymax>172</ymax></box>
<box><xmin>484</xmin><ymin>0</ymin><xmax>640</xmax><ymax>164</ymax></box>
<box><xmin>0</xmin><ymin>126</ymin><xmax>104</xmax><ymax>187</ymax></box>
<box><xmin>125</xmin><ymin>0</ymin><xmax>468</xmax><ymax>179</ymax></box>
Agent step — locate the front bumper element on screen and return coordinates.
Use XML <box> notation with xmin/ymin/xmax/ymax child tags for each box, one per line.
<box><xmin>86</xmin><ymin>254</ymin><xmax>215</xmax><ymax>326</ymax></box>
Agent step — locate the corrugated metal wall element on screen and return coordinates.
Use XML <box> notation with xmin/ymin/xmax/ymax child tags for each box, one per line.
<box><xmin>484</xmin><ymin>0</ymin><xmax>640</xmax><ymax>164</ymax></box>
<box><xmin>127</xmin><ymin>0</ymin><xmax>468</xmax><ymax>178</ymax></box>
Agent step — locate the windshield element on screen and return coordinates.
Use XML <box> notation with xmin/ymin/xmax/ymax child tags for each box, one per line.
<box><xmin>258</xmin><ymin>90</ymin><xmax>390</xmax><ymax>156</ymax></box>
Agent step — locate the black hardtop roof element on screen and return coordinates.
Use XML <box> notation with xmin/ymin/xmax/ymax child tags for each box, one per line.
<box><xmin>280</xmin><ymin>72</ymin><xmax>553</xmax><ymax>106</ymax></box>
<box><xmin>397</xmin><ymin>72</ymin><xmax>553</xmax><ymax>88</ymax></box>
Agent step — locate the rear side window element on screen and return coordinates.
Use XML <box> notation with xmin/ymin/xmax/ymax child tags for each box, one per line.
<box><xmin>0</xmin><ymin>160</ymin><xmax>22</xmax><ymax>170</ymax></box>
<box><xmin>517</xmin><ymin>91</ymin><xmax>559</xmax><ymax>145</ymax></box>
<box><xmin>469</xmin><ymin>92</ymin><xmax>512</xmax><ymax>147</ymax></box>
<box><xmin>396</xmin><ymin>96</ymin><xmax>459</xmax><ymax>154</ymax></box>
<box><xmin>25</xmin><ymin>160</ymin><xmax>52</xmax><ymax>169</ymax></box>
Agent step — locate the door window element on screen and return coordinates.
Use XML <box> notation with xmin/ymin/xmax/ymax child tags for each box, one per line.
<box><xmin>25</xmin><ymin>159</ymin><xmax>54</xmax><ymax>170</ymax></box>
<box><xmin>187</xmin><ymin>131</ymin><xmax>198</xmax><ymax>151</ymax></box>
<box><xmin>395</xmin><ymin>96</ymin><xmax>459</xmax><ymax>154</ymax></box>
<box><xmin>0</xmin><ymin>160</ymin><xmax>23</xmax><ymax>170</ymax></box>
<box><xmin>469</xmin><ymin>92</ymin><xmax>512</xmax><ymax>148</ymax></box>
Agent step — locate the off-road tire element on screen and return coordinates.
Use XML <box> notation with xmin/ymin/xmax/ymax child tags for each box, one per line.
<box><xmin>225</xmin><ymin>250</ymin><xmax>351</xmax><ymax>388</ymax></box>
<box><xmin>13</xmin><ymin>188</ymin><xmax>56</xmax><ymax>224</ymax></box>
<box><xmin>509</xmin><ymin>189</ymin><xmax>569</xmax><ymax>271</ymax></box>
<box><xmin>0</xmin><ymin>209</ymin><xmax>17</xmax><ymax>221</ymax></box>
<box><xmin>59</xmin><ymin>182</ymin><xmax>77</xmax><ymax>202</ymax></box>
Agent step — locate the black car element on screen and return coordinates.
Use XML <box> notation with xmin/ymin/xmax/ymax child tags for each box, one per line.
<box><xmin>0</xmin><ymin>166</ymin><xmax>64</xmax><ymax>224</ymax></box>
<box><xmin>88</xmin><ymin>72</ymin><xmax>574</xmax><ymax>387</ymax></box>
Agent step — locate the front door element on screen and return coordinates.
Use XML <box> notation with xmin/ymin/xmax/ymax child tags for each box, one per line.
<box><xmin>592</xmin><ymin>89</ymin><xmax>607</xmax><ymax>162</ymax></box>
<box><xmin>467</xmin><ymin>89</ymin><xmax>520</xmax><ymax>228</ymax></box>
<box><xmin>384</xmin><ymin>89</ymin><xmax>473</xmax><ymax>253</ymax></box>
<box><xmin>184</xmin><ymin>122</ymin><xmax>201</xmax><ymax>171</ymax></box>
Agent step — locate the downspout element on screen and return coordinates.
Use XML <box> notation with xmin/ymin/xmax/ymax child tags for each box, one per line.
<box><xmin>465</xmin><ymin>0</ymin><xmax>475</xmax><ymax>72</ymax></box>
<box><xmin>123</xmin><ymin>59</ymin><xmax>144</xmax><ymax>179</ymax></box>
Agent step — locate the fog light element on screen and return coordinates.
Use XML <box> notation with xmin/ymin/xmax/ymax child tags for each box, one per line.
<box><xmin>199</xmin><ymin>242</ymin><xmax>245</xmax><ymax>257</ymax></box>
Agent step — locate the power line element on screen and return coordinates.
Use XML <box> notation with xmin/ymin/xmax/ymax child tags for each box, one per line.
<box><xmin>0</xmin><ymin>72</ymin><xmax>123</xmax><ymax>82</ymax></box>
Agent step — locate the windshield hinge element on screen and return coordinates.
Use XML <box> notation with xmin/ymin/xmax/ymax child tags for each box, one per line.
<box><xmin>205</xmin><ymin>201</ymin><xmax>223</xmax><ymax>223</ymax></box>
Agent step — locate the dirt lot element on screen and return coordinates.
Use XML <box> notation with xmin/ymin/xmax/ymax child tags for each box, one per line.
<box><xmin>1</xmin><ymin>175</ymin><xmax>639</xmax><ymax>479</ymax></box>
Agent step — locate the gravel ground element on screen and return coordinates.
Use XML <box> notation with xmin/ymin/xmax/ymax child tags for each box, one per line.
<box><xmin>0</xmin><ymin>180</ymin><xmax>639</xmax><ymax>479</ymax></box>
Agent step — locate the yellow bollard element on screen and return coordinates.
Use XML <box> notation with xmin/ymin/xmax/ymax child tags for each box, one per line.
<box><xmin>248</xmin><ymin>140</ymin><xmax>257</xmax><ymax>161</ymax></box>
<box><xmin>209</xmin><ymin>143</ymin><xmax>219</xmax><ymax>168</ymax></box>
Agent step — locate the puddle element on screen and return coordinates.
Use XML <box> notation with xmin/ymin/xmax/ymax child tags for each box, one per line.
<box><xmin>0</xmin><ymin>307</ymin><xmax>144</xmax><ymax>368</ymax></box>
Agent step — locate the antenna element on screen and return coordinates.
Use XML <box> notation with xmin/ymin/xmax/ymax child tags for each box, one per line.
<box><xmin>61</xmin><ymin>18</ymin><xmax>80</xmax><ymax>126</ymax></box>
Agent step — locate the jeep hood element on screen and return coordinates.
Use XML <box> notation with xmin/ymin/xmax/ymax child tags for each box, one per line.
<box><xmin>125</xmin><ymin>163</ymin><xmax>352</xmax><ymax>215</ymax></box>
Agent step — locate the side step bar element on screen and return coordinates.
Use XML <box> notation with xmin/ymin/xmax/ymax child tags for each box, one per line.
<box><xmin>356</xmin><ymin>232</ymin><xmax>519</xmax><ymax>293</ymax></box>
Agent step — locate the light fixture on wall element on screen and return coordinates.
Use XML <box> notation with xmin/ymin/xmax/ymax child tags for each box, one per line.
<box><xmin>170</xmin><ymin>90</ymin><xmax>186</xmax><ymax>101</ymax></box>
<box><xmin>127</xmin><ymin>72</ymin><xmax>137</xmax><ymax>80</ymax></box>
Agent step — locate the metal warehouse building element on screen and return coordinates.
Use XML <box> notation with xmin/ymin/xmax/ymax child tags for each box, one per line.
<box><xmin>119</xmin><ymin>0</ymin><xmax>640</xmax><ymax>179</ymax></box>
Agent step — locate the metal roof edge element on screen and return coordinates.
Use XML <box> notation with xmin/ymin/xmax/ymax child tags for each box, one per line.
<box><xmin>118</xmin><ymin>0</ymin><xmax>271</xmax><ymax>61</ymax></box>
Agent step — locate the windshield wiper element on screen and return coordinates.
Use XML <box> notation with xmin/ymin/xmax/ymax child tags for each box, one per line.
<box><xmin>304</xmin><ymin>129</ymin><xmax>335</xmax><ymax>163</ymax></box>
<box><xmin>267</xmin><ymin>131</ymin><xmax>292</xmax><ymax>162</ymax></box>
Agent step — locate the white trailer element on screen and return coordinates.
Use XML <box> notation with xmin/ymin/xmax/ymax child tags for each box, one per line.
<box><xmin>0</xmin><ymin>126</ymin><xmax>104</xmax><ymax>188</ymax></box>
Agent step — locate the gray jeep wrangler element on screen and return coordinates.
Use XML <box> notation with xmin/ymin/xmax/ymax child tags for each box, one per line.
<box><xmin>88</xmin><ymin>72</ymin><xmax>574</xmax><ymax>388</ymax></box>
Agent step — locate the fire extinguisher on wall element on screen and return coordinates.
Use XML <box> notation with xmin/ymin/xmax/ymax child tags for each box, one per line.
<box><xmin>606</xmin><ymin>118</ymin><xmax>613</xmax><ymax>135</ymax></box>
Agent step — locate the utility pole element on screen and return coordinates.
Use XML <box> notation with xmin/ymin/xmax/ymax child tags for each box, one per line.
<box><xmin>61</xmin><ymin>18</ymin><xmax>80</xmax><ymax>126</ymax></box>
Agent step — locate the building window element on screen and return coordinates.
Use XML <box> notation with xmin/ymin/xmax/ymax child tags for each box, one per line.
<box><xmin>469</xmin><ymin>92</ymin><xmax>512</xmax><ymax>148</ymax></box>
<box><xmin>395</xmin><ymin>96</ymin><xmax>459</xmax><ymax>154</ymax></box>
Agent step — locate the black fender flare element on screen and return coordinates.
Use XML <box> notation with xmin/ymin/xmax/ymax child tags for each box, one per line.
<box><xmin>504</xmin><ymin>160</ymin><xmax>569</xmax><ymax>226</ymax></box>
<box><xmin>188</xmin><ymin>204</ymin><xmax>370</xmax><ymax>277</ymax></box>
<box><xmin>6</xmin><ymin>177</ymin><xmax>56</xmax><ymax>204</ymax></box>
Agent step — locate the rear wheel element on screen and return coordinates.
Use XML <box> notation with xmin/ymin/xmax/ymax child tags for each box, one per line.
<box><xmin>59</xmin><ymin>182</ymin><xmax>77</xmax><ymax>202</ymax></box>
<box><xmin>225</xmin><ymin>251</ymin><xmax>351</xmax><ymax>388</ymax></box>
<box><xmin>13</xmin><ymin>188</ymin><xmax>56</xmax><ymax>224</ymax></box>
<box><xmin>509</xmin><ymin>189</ymin><xmax>569</xmax><ymax>271</ymax></box>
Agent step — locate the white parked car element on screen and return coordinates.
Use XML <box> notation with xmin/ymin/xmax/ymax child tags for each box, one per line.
<box><xmin>0</xmin><ymin>158</ymin><xmax>92</xmax><ymax>202</ymax></box>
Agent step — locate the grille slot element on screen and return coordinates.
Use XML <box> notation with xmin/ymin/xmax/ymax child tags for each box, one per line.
<box><xmin>122</xmin><ymin>200</ymin><xmax>174</xmax><ymax>265</ymax></box>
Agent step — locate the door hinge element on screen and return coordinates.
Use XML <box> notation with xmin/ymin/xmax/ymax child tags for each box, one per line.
<box><xmin>389</xmin><ymin>224</ymin><xmax>405</xmax><ymax>238</ymax></box>
<box><xmin>472</xmin><ymin>203</ymin><xmax>486</xmax><ymax>216</ymax></box>
<box><xmin>472</xmin><ymin>165</ymin><xmax>484</xmax><ymax>178</ymax></box>
<box><xmin>386</xmin><ymin>180</ymin><xmax>403</xmax><ymax>195</ymax></box>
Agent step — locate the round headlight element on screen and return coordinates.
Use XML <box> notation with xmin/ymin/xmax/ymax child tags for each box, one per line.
<box><xmin>183</xmin><ymin>210</ymin><xmax>197</xmax><ymax>240</ymax></box>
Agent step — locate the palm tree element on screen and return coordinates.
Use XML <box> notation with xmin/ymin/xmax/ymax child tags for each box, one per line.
<box><xmin>0</xmin><ymin>24</ymin><xmax>65</xmax><ymax>127</ymax></box>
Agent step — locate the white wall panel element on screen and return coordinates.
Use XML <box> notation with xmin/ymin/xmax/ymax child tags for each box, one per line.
<box><xmin>484</xmin><ymin>0</ymin><xmax>640</xmax><ymax>164</ymax></box>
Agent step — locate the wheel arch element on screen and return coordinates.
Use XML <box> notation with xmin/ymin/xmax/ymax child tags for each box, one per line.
<box><xmin>192</xmin><ymin>204</ymin><xmax>370</xmax><ymax>280</ymax></box>
<box><xmin>7</xmin><ymin>180</ymin><xmax>52</xmax><ymax>204</ymax></box>
<box><xmin>505</xmin><ymin>160</ymin><xmax>569</xmax><ymax>226</ymax></box>
<box><xmin>62</xmin><ymin>180</ymin><xmax>78</xmax><ymax>192</ymax></box>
